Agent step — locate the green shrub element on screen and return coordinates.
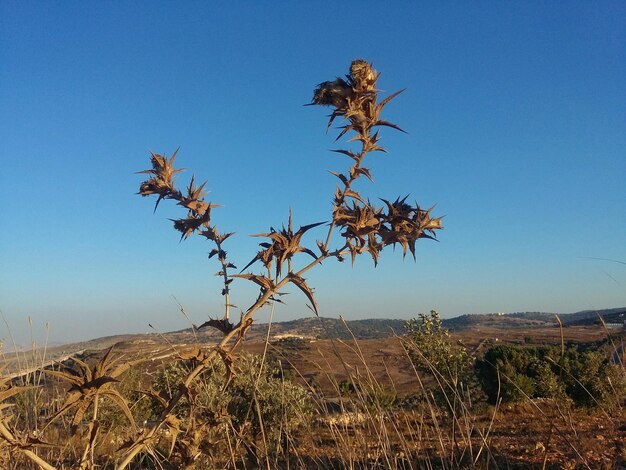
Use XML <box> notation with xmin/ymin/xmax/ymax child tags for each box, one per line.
<box><xmin>528</xmin><ymin>357</ymin><xmax>566</xmax><ymax>401</ymax></box>
<box><xmin>476</xmin><ymin>345</ymin><xmax>536</xmax><ymax>404</ymax></box>
<box><xmin>338</xmin><ymin>379</ymin><xmax>356</xmax><ymax>395</ymax></box>
<box><xmin>404</xmin><ymin>310</ymin><xmax>477</xmax><ymax>411</ymax></box>
<box><xmin>563</xmin><ymin>350</ymin><xmax>626</xmax><ymax>409</ymax></box>
<box><xmin>148</xmin><ymin>353</ymin><xmax>313</xmax><ymax>463</ymax></box>
<box><xmin>476</xmin><ymin>343</ymin><xmax>626</xmax><ymax>409</ymax></box>
<box><xmin>404</xmin><ymin>311</ymin><xmax>473</xmax><ymax>385</ymax></box>
<box><xmin>226</xmin><ymin>354</ymin><xmax>313</xmax><ymax>444</ymax></box>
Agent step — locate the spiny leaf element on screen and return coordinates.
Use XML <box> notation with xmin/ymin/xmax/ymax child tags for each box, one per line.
<box><xmin>139</xmin><ymin>388</ymin><xmax>169</xmax><ymax>409</ymax></box>
<box><xmin>301</xmin><ymin>247</ymin><xmax>319</xmax><ymax>260</ymax></box>
<box><xmin>169</xmin><ymin>147</ymin><xmax>180</xmax><ymax>165</ymax></box>
<box><xmin>287</xmin><ymin>274</ymin><xmax>318</xmax><ymax>315</ymax></box>
<box><xmin>374</xmin><ymin>120</ymin><xmax>406</xmax><ymax>133</ymax></box>
<box><xmin>268</xmin><ymin>294</ymin><xmax>286</xmax><ymax>304</ymax></box>
<box><xmin>70</xmin><ymin>399</ymin><xmax>91</xmax><ymax>429</ymax></box>
<box><xmin>331</xmin><ymin>149</ymin><xmax>360</xmax><ymax>161</ymax></box>
<box><xmin>66</xmin><ymin>376</ymin><xmax>119</xmax><ymax>395</ymax></box>
<box><xmin>218</xmin><ymin>232</ymin><xmax>235</xmax><ymax>243</ymax></box>
<box><xmin>334</xmin><ymin>125</ymin><xmax>353</xmax><ymax>142</ymax></box>
<box><xmin>377</xmin><ymin>88</ymin><xmax>405</xmax><ymax>110</ymax></box>
<box><xmin>326</xmin><ymin>110</ymin><xmax>344</xmax><ymax>131</ymax></box>
<box><xmin>44</xmin><ymin>368</ymin><xmax>84</xmax><ymax>388</ymax></box>
<box><xmin>239</xmin><ymin>254</ymin><xmax>261</xmax><ymax>273</ymax></box>
<box><xmin>231</xmin><ymin>273</ymin><xmax>275</xmax><ymax>291</ymax></box>
<box><xmin>100</xmin><ymin>390</ymin><xmax>136</xmax><ymax>429</ymax></box>
<box><xmin>43</xmin><ymin>347</ymin><xmax>138</xmax><ymax>433</ymax></box>
<box><xmin>185</xmin><ymin>174</ymin><xmax>208</xmax><ymax>201</ymax></box>
<box><xmin>299</xmin><ymin>221</ymin><xmax>326</xmax><ymax>233</ymax></box>
<box><xmin>0</xmin><ymin>385</ymin><xmax>36</xmax><ymax>403</ymax></box>
<box><xmin>85</xmin><ymin>420</ymin><xmax>100</xmax><ymax>449</ymax></box>
<box><xmin>352</xmin><ymin>167</ymin><xmax>374</xmax><ymax>182</ymax></box>
<box><xmin>164</xmin><ymin>414</ymin><xmax>182</xmax><ymax>457</ymax></box>
<box><xmin>69</xmin><ymin>356</ymin><xmax>93</xmax><ymax>382</ymax></box>
<box><xmin>45</xmin><ymin>396</ymin><xmax>81</xmax><ymax>432</ymax></box>
<box><xmin>247</xmin><ymin>216</ymin><xmax>324</xmax><ymax>277</ymax></box>
<box><xmin>317</xmin><ymin>240</ymin><xmax>329</xmax><ymax>257</ymax></box>
<box><xmin>344</xmin><ymin>189</ymin><xmax>365</xmax><ymax>203</ymax></box>
<box><xmin>328</xmin><ymin>171</ymin><xmax>348</xmax><ymax>185</ymax></box>
<box><xmin>94</xmin><ymin>346</ymin><xmax>115</xmax><ymax>378</ymax></box>
<box><xmin>199</xmin><ymin>227</ymin><xmax>218</xmax><ymax>241</ymax></box>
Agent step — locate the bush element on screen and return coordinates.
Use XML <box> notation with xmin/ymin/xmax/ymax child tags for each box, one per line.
<box><xmin>476</xmin><ymin>343</ymin><xmax>626</xmax><ymax>409</ymax></box>
<box><xmin>404</xmin><ymin>311</ymin><xmax>473</xmax><ymax>384</ymax></box>
<box><xmin>563</xmin><ymin>349</ymin><xmax>626</xmax><ymax>409</ymax></box>
<box><xmin>148</xmin><ymin>353</ymin><xmax>313</xmax><ymax>465</ymax></box>
<box><xmin>404</xmin><ymin>310</ymin><xmax>477</xmax><ymax>411</ymax></box>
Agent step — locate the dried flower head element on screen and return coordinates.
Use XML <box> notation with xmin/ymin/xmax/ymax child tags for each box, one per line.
<box><xmin>312</xmin><ymin>78</ymin><xmax>353</xmax><ymax>108</ymax></box>
<box><xmin>379</xmin><ymin>197</ymin><xmax>443</xmax><ymax>259</ymax></box>
<box><xmin>335</xmin><ymin>201</ymin><xmax>382</xmax><ymax>240</ymax></box>
<box><xmin>138</xmin><ymin>150</ymin><xmax>184</xmax><ymax>210</ymax></box>
<box><xmin>348</xmin><ymin>59</ymin><xmax>378</xmax><ymax>91</ymax></box>
<box><xmin>243</xmin><ymin>210</ymin><xmax>324</xmax><ymax>277</ymax></box>
<box><xmin>311</xmin><ymin>59</ymin><xmax>405</xmax><ymax>147</ymax></box>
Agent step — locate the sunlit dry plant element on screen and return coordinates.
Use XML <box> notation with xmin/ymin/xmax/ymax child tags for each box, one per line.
<box><xmin>243</xmin><ymin>210</ymin><xmax>324</xmax><ymax>278</ymax></box>
<box><xmin>44</xmin><ymin>348</ymin><xmax>136</xmax><ymax>432</ymax></box>
<box><xmin>123</xmin><ymin>59</ymin><xmax>443</xmax><ymax>469</ymax></box>
<box><xmin>379</xmin><ymin>196</ymin><xmax>443</xmax><ymax>259</ymax></box>
<box><xmin>138</xmin><ymin>150</ymin><xmax>184</xmax><ymax>210</ymax></box>
<box><xmin>8</xmin><ymin>59</ymin><xmax>623</xmax><ymax>470</ymax></box>
<box><xmin>137</xmin><ymin>59</ymin><xmax>442</xmax><ymax>328</ymax></box>
<box><xmin>0</xmin><ymin>366</ymin><xmax>33</xmax><ymax>408</ymax></box>
<box><xmin>0</xmin><ymin>367</ymin><xmax>55</xmax><ymax>470</ymax></box>
<box><xmin>38</xmin><ymin>347</ymin><xmax>141</xmax><ymax>469</ymax></box>
<box><xmin>334</xmin><ymin>200</ymin><xmax>383</xmax><ymax>265</ymax></box>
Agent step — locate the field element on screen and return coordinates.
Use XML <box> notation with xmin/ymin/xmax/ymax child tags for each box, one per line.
<box><xmin>2</xmin><ymin>317</ymin><xmax>624</xmax><ymax>469</ymax></box>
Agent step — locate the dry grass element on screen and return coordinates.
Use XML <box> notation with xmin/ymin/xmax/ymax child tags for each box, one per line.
<box><xmin>3</xmin><ymin>332</ymin><xmax>624</xmax><ymax>469</ymax></box>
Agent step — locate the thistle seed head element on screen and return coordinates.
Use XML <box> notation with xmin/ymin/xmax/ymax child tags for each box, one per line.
<box><xmin>312</xmin><ymin>78</ymin><xmax>353</xmax><ymax>108</ymax></box>
<box><xmin>348</xmin><ymin>59</ymin><xmax>378</xmax><ymax>90</ymax></box>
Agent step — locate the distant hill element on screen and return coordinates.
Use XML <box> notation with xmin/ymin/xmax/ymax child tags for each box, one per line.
<box><xmin>264</xmin><ymin>317</ymin><xmax>407</xmax><ymax>340</ymax></box>
<box><xmin>0</xmin><ymin>317</ymin><xmax>406</xmax><ymax>376</ymax></box>
<box><xmin>563</xmin><ymin>309</ymin><xmax>626</xmax><ymax>327</ymax></box>
<box><xmin>441</xmin><ymin>308</ymin><xmax>626</xmax><ymax>331</ymax></box>
<box><xmin>442</xmin><ymin>313</ymin><xmax>553</xmax><ymax>330</ymax></box>
<box><xmin>508</xmin><ymin>307</ymin><xmax>626</xmax><ymax>326</ymax></box>
<box><xmin>4</xmin><ymin>308</ymin><xmax>623</xmax><ymax>375</ymax></box>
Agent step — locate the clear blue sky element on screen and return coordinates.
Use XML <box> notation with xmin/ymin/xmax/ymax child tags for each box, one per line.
<box><xmin>1</xmin><ymin>2</ymin><xmax>625</xmax><ymax>346</ymax></box>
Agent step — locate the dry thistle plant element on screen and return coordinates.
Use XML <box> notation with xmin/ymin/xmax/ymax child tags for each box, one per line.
<box><xmin>0</xmin><ymin>366</ymin><xmax>56</xmax><ymax>470</ymax></box>
<box><xmin>117</xmin><ymin>59</ymin><xmax>443</xmax><ymax>468</ymax></box>
<box><xmin>138</xmin><ymin>59</ymin><xmax>441</xmax><ymax>328</ymax></box>
<box><xmin>39</xmin><ymin>348</ymin><xmax>141</xmax><ymax>469</ymax></box>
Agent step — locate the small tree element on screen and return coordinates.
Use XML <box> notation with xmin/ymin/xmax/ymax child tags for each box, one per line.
<box><xmin>404</xmin><ymin>310</ymin><xmax>474</xmax><ymax>410</ymax></box>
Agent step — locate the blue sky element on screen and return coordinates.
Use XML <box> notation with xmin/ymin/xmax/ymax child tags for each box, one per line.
<box><xmin>1</xmin><ymin>2</ymin><xmax>625</xmax><ymax>346</ymax></box>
